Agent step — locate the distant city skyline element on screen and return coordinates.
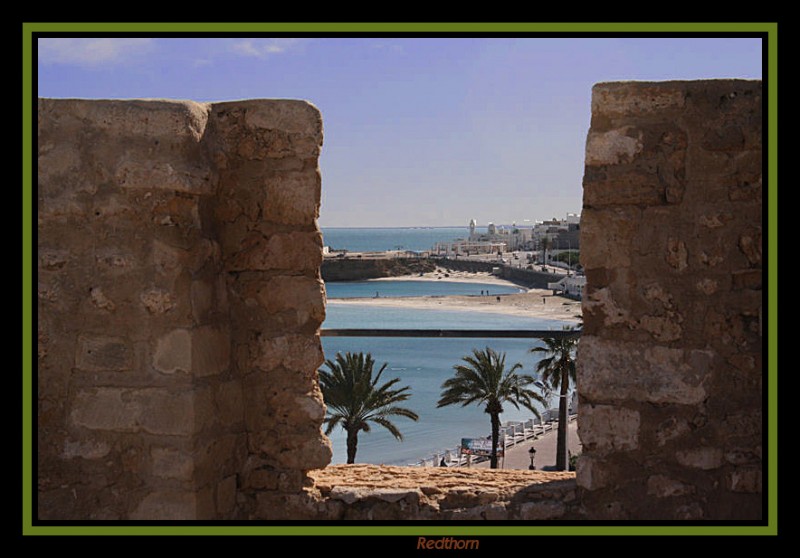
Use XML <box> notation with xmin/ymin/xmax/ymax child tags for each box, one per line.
<box><xmin>37</xmin><ymin>36</ymin><xmax>763</xmax><ymax>227</ymax></box>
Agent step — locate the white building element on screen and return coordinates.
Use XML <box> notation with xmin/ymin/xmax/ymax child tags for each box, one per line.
<box><xmin>546</xmin><ymin>275</ymin><xmax>586</xmax><ymax>299</ymax></box>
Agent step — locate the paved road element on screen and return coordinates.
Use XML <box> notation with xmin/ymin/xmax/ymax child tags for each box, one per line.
<box><xmin>474</xmin><ymin>420</ymin><xmax>580</xmax><ymax>470</ymax></box>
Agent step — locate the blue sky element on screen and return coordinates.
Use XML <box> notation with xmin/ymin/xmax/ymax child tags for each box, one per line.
<box><xmin>37</xmin><ymin>37</ymin><xmax>762</xmax><ymax>227</ymax></box>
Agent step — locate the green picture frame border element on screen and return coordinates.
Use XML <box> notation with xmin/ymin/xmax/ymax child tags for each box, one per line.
<box><xmin>23</xmin><ymin>21</ymin><xmax>777</xmax><ymax>536</ymax></box>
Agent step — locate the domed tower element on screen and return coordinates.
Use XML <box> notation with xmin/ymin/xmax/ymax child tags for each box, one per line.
<box><xmin>469</xmin><ymin>218</ymin><xmax>476</xmax><ymax>239</ymax></box>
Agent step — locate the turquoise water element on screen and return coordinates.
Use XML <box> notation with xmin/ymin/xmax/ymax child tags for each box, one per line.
<box><xmin>321</xmin><ymin>279</ymin><xmax>570</xmax><ymax>465</ymax></box>
<box><xmin>326</xmin><ymin>280</ymin><xmax>523</xmax><ymax>299</ymax></box>
<box><xmin>321</xmin><ymin>226</ymin><xmax>486</xmax><ymax>253</ymax></box>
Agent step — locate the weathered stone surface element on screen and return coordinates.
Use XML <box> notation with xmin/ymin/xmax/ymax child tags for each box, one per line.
<box><xmin>140</xmin><ymin>288</ymin><xmax>176</xmax><ymax>314</ymax></box>
<box><xmin>75</xmin><ymin>335</ymin><xmax>132</xmax><ymax>371</ymax></box>
<box><xmin>585</xmin><ymin>127</ymin><xmax>643</xmax><ymax>165</ymax></box>
<box><xmin>580</xmin><ymin>80</ymin><xmax>762</xmax><ymax>521</ymax></box>
<box><xmin>255</xmin><ymin>276</ymin><xmax>326</xmax><ymax>326</ymax></box>
<box><xmin>130</xmin><ymin>491</ymin><xmax>197</xmax><ymax>520</ymax></box>
<box><xmin>70</xmin><ymin>387</ymin><xmax>194</xmax><ymax>436</ymax></box>
<box><xmin>675</xmin><ymin>447</ymin><xmax>723</xmax><ymax>470</ymax></box>
<box><xmin>253</xmin><ymin>334</ymin><xmax>324</xmax><ymax>373</ymax></box>
<box><xmin>70</xmin><ymin>388</ymin><xmax>141</xmax><ymax>432</ymax></box>
<box><xmin>62</xmin><ymin>438</ymin><xmax>111</xmax><ymax>460</ymax></box>
<box><xmin>39</xmin><ymin>97</ymin><xmax>328</xmax><ymax>521</ymax></box>
<box><xmin>192</xmin><ymin>326</ymin><xmax>230</xmax><ymax>377</ymax></box>
<box><xmin>262</xmin><ymin>171</ymin><xmax>321</xmax><ymax>225</ymax></box>
<box><xmin>153</xmin><ymin>329</ymin><xmax>191</xmax><ymax>374</ymax></box>
<box><xmin>647</xmin><ymin>475</ymin><xmax>695</xmax><ymax>498</ymax></box>
<box><xmin>578</xmin><ymin>337</ymin><xmax>711</xmax><ymax>404</ymax></box>
<box><xmin>151</xmin><ymin>447</ymin><xmax>194</xmax><ymax>481</ymax></box>
<box><xmin>517</xmin><ymin>501</ymin><xmax>566</xmax><ymax>520</ymax></box>
<box><xmin>578</xmin><ymin>405</ymin><xmax>639</xmax><ymax>454</ymax></box>
<box><xmin>728</xmin><ymin>468</ymin><xmax>762</xmax><ymax>493</ymax></box>
<box><xmin>225</xmin><ymin>231</ymin><xmax>322</xmax><ymax>272</ymax></box>
<box><xmin>216</xmin><ymin>475</ymin><xmax>238</xmax><ymax>515</ymax></box>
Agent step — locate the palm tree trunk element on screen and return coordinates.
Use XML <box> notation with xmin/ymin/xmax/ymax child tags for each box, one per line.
<box><xmin>556</xmin><ymin>368</ymin><xmax>569</xmax><ymax>471</ymax></box>
<box><xmin>490</xmin><ymin>412</ymin><xmax>500</xmax><ymax>469</ymax></box>
<box><xmin>346</xmin><ymin>428</ymin><xmax>358</xmax><ymax>464</ymax></box>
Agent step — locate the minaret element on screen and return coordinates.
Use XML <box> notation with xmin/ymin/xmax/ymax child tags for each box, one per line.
<box><xmin>469</xmin><ymin>218</ymin><xmax>476</xmax><ymax>239</ymax></box>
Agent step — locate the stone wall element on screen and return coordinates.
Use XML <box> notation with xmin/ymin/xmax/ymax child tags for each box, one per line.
<box><xmin>37</xmin><ymin>98</ymin><xmax>330</xmax><ymax>519</ymax></box>
<box><xmin>437</xmin><ymin>258</ymin><xmax>561</xmax><ymax>289</ymax></box>
<box><xmin>577</xmin><ymin>81</ymin><xmax>762</xmax><ymax>520</ymax></box>
<box><xmin>321</xmin><ymin>257</ymin><xmax>435</xmax><ymax>281</ymax></box>
<box><xmin>37</xmin><ymin>81</ymin><xmax>763</xmax><ymax>522</ymax></box>
<box><xmin>286</xmin><ymin>466</ymin><xmax>580</xmax><ymax>520</ymax></box>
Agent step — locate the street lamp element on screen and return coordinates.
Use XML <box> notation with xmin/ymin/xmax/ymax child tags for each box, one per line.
<box><xmin>528</xmin><ymin>447</ymin><xmax>537</xmax><ymax>470</ymax></box>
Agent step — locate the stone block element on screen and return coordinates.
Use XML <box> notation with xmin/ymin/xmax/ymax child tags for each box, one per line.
<box><xmin>585</xmin><ymin>126</ymin><xmax>643</xmax><ymax>166</ymax></box>
<box><xmin>575</xmin><ymin>454</ymin><xmax>610</xmax><ymax>490</ymax></box>
<box><xmin>153</xmin><ymin>329</ymin><xmax>191</xmax><ymax>374</ymax></box>
<box><xmin>579</xmin><ymin>207</ymin><xmax>640</xmax><ymax>270</ymax></box>
<box><xmin>516</xmin><ymin>501</ymin><xmax>566</xmax><ymax>520</ymax></box>
<box><xmin>262</xmin><ymin>171</ymin><xmax>321</xmax><ymax>225</ymax></box>
<box><xmin>190</xmin><ymin>279</ymin><xmax>213</xmax><ymax>322</ymax></box>
<box><xmin>151</xmin><ymin>446</ymin><xmax>194</xmax><ymax>481</ymax></box>
<box><xmin>192</xmin><ymin>326</ymin><xmax>230</xmax><ymax>377</ymax></box>
<box><xmin>255</xmin><ymin>276</ymin><xmax>326</xmax><ymax>328</ymax></box>
<box><xmin>591</xmin><ymin>82</ymin><xmax>685</xmax><ymax>120</ymax></box>
<box><xmin>578</xmin><ymin>337</ymin><xmax>712</xmax><ymax>404</ymax></box>
<box><xmin>225</xmin><ymin>231</ymin><xmax>322</xmax><ymax>272</ymax></box>
<box><xmin>152</xmin><ymin>327</ymin><xmax>229</xmax><ymax>377</ymax></box>
<box><xmin>253</xmin><ymin>334</ymin><xmax>324</xmax><ymax>373</ymax></box>
<box><xmin>140</xmin><ymin>288</ymin><xmax>176</xmax><ymax>315</ymax></box>
<box><xmin>646</xmin><ymin>475</ymin><xmax>695</xmax><ymax>498</ymax></box>
<box><xmin>75</xmin><ymin>335</ymin><xmax>132</xmax><ymax>371</ymax></box>
<box><xmin>216</xmin><ymin>475</ymin><xmax>238</xmax><ymax>515</ymax></box>
<box><xmin>130</xmin><ymin>491</ymin><xmax>197</xmax><ymax>520</ymax></box>
<box><xmin>62</xmin><ymin>438</ymin><xmax>111</xmax><ymax>460</ymax></box>
<box><xmin>241</xmin><ymin>99</ymin><xmax>323</xmax><ymax>136</ymax></box>
<box><xmin>676</xmin><ymin>447</ymin><xmax>723</xmax><ymax>470</ymax></box>
<box><xmin>215</xmin><ymin>380</ymin><xmax>244</xmax><ymax>426</ymax></box>
<box><xmin>138</xmin><ymin>389</ymin><xmax>195</xmax><ymax>436</ymax></box>
<box><xmin>732</xmin><ymin>269</ymin><xmax>762</xmax><ymax>290</ymax></box>
<box><xmin>70</xmin><ymin>388</ymin><xmax>140</xmax><ymax>432</ymax></box>
<box><xmin>579</xmin><ymin>405</ymin><xmax>639</xmax><ymax>454</ymax></box>
<box><xmin>728</xmin><ymin>467</ymin><xmax>762</xmax><ymax>493</ymax></box>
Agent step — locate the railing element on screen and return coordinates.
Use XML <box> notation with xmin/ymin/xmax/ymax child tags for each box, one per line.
<box><xmin>321</xmin><ymin>329</ymin><xmax>581</xmax><ymax>339</ymax></box>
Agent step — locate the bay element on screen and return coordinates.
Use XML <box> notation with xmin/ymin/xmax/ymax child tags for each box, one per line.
<box><xmin>326</xmin><ymin>280</ymin><xmax>523</xmax><ymax>299</ymax></box>
<box><xmin>321</xmin><ymin>226</ymin><xmax>486</xmax><ymax>253</ymax></box>
<box><xmin>321</xmin><ymin>280</ymin><xmax>571</xmax><ymax>466</ymax></box>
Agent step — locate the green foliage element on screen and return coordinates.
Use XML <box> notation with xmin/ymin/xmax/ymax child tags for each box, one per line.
<box><xmin>569</xmin><ymin>450</ymin><xmax>580</xmax><ymax>471</ymax></box>
<box><xmin>438</xmin><ymin>347</ymin><xmax>546</xmax><ymax>468</ymax></box>
<box><xmin>319</xmin><ymin>351</ymin><xmax>419</xmax><ymax>463</ymax></box>
<box><xmin>531</xmin><ymin>330</ymin><xmax>579</xmax><ymax>471</ymax></box>
<box><xmin>552</xmin><ymin>250</ymin><xmax>580</xmax><ymax>266</ymax></box>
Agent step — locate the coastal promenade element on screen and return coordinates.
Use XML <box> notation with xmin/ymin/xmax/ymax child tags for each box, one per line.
<box><xmin>474</xmin><ymin>419</ymin><xmax>580</xmax><ymax>470</ymax></box>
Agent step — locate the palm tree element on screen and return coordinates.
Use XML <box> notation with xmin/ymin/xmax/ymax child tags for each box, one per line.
<box><xmin>319</xmin><ymin>351</ymin><xmax>419</xmax><ymax>464</ymax></box>
<box><xmin>437</xmin><ymin>347</ymin><xmax>546</xmax><ymax>469</ymax></box>
<box><xmin>540</xmin><ymin>236</ymin><xmax>551</xmax><ymax>268</ymax></box>
<box><xmin>530</xmin><ymin>331</ymin><xmax>578</xmax><ymax>471</ymax></box>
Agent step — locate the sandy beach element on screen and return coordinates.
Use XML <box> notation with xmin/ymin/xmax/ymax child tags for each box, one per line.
<box><xmin>327</xmin><ymin>269</ymin><xmax>582</xmax><ymax>323</ymax></box>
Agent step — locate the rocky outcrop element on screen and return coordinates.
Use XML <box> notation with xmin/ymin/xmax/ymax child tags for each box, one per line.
<box><xmin>321</xmin><ymin>257</ymin><xmax>435</xmax><ymax>281</ymax></box>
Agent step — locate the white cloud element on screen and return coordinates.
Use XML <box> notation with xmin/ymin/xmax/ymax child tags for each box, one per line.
<box><xmin>230</xmin><ymin>38</ymin><xmax>304</xmax><ymax>58</ymax></box>
<box><xmin>38</xmin><ymin>38</ymin><xmax>155</xmax><ymax>66</ymax></box>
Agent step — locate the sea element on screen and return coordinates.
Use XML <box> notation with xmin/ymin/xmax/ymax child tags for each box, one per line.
<box><xmin>321</xmin><ymin>226</ymin><xmax>485</xmax><ymax>253</ymax></box>
<box><xmin>319</xmin><ymin>227</ymin><xmax>570</xmax><ymax>465</ymax></box>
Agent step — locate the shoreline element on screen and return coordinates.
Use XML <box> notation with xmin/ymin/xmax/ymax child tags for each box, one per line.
<box><xmin>367</xmin><ymin>268</ymin><xmax>525</xmax><ymax>289</ymax></box>
<box><xmin>326</xmin><ymin>271</ymin><xmax>582</xmax><ymax>323</ymax></box>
